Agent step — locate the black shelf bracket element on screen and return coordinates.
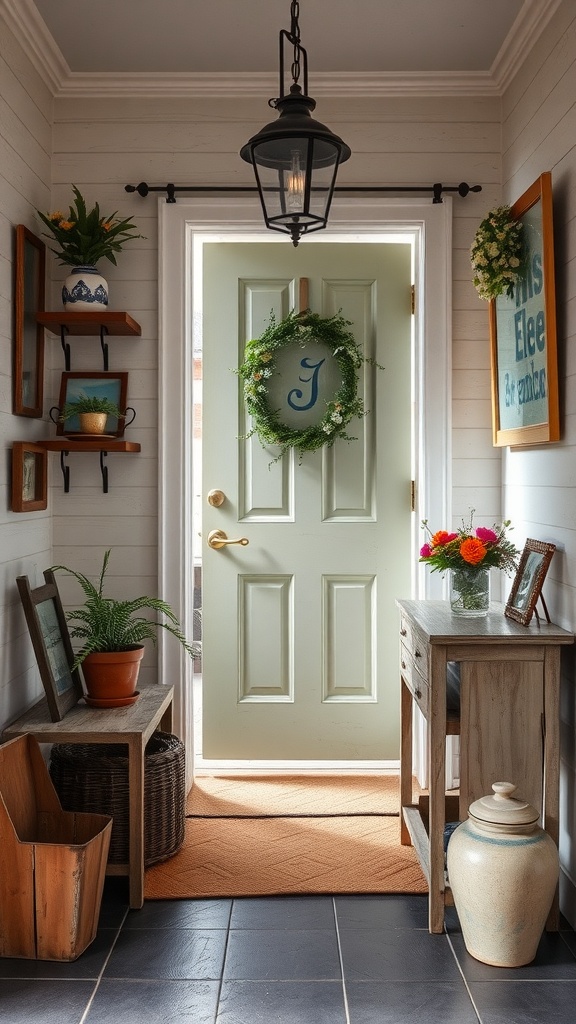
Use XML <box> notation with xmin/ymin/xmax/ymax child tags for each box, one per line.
<box><xmin>58</xmin><ymin>450</ymin><xmax>110</xmax><ymax>493</ymax></box>
<box><xmin>100</xmin><ymin>450</ymin><xmax>109</xmax><ymax>493</ymax></box>
<box><xmin>60</xmin><ymin>325</ymin><xmax>71</xmax><ymax>371</ymax></box>
<box><xmin>100</xmin><ymin>325</ymin><xmax>110</xmax><ymax>370</ymax></box>
<box><xmin>60</xmin><ymin>451</ymin><xmax>70</xmax><ymax>493</ymax></box>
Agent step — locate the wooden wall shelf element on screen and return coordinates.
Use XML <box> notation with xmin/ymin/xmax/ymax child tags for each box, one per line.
<box><xmin>37</xmin><ymin>439</ymin><xmax>141</xmax><ymax>493</ymax></box>
<box><xmin>36</xmin><ymin>311</ymin><xmax>141</xmax><ymax>370</ymax></box>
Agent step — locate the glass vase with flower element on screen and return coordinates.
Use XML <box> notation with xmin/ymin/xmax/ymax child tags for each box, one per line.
<box><xmin>419</xmin><ymin>513</ymin><xmax>520</xmax><ymax>616</ymax></box>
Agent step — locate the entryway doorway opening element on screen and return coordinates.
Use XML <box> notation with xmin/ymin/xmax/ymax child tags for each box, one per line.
<box><xmin>158</xmin><ymin>198</ymin><xmax>452</xmax><ymax>791</ymax></box>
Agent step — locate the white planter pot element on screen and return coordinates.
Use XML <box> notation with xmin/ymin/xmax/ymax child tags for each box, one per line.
<box><xmin>62</xmin><ymin>266</ymin><xmax>109</xmax><ymax>310</ymax></box>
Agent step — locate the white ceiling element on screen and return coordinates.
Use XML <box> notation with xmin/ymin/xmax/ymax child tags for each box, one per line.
<box><xmin>30</xmin><ymin>0</ymin><xmax>530</xmax><ymax>76</ymax></box>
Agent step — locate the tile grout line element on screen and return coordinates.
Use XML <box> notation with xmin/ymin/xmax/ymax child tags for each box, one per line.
<box><xmin>444</xmin><ymin>929</ymin><xmax>484</xmax><ymax>1024</ymax></box>
<box><xmin>332</xmin><ymin>897</ymin><xmax>352</xmax><ymax>1024</ymax></box>
<box><xmin>78</xmin><ymin>906</ymin><xmax>131</xmax><ymax>1024</ymax></box>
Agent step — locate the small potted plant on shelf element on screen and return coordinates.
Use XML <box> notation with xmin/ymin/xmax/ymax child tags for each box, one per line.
<box><xmin>37</xmin><ymin>185</ymin><xmax>144</xmax><ymax>310</ymax></box>
<box><xmin>57</xmin><ymin>394</ymin><xmax>126</xmax><ymax>436</ymax></box>
<box><xmin>50</xmin><ymin>549</ymin><xmax>199</xmax><ymax>707</ymax></box>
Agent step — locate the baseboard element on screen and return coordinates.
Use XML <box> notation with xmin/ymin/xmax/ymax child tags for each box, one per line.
<box><xmin>193</xmin><ymin>759</ymin><xmax>401</xmax><ymax>774</ymax></box>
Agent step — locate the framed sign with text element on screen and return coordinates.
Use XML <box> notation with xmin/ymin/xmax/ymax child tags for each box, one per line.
<box><xmin>489</xmin><ymin>172</ymin><xmax>559</xmax><ymax>447</ymax></box>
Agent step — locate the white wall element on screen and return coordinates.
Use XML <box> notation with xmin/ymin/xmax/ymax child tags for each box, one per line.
<box><xmin>0</xmin><ymin>8</ymin><xmax>53</xmax><ymax>731</ymax></box>
<box><xmin>502</xmin><ymin>0</ymin><xmax>576</xmax><ymax>924</ymax></box>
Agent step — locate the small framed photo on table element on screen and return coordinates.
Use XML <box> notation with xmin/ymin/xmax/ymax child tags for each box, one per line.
<box><xmin>11</xmin><ymin>442</ymin><xmax>47</xmax><ymax>513</ymax></box>
<box><xmin>505</xmin><ymin>539</ymin><xmax>556</xmax><ymax>625</ymax></box>
<box><xmin>489</xmin><ymin>172</ymin><xmax>559</xmax><ymax>447</ymax></box>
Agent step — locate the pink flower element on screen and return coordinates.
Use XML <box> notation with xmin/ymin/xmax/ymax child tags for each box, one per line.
<box><xmin>420</xmin><ymin>543</ymin><xmax>432</xmax><ymax>558</ymax></box>
<box><xmin>475</xmin><ymin>527</ymin><xmax>498</xmax><ymax>544</ymax></box>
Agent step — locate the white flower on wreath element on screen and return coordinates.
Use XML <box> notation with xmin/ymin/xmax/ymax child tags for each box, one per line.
<box><xmin>470</xmin><ymin>204</ymin><xmax>524</xmax><ymax>302</ymax></box>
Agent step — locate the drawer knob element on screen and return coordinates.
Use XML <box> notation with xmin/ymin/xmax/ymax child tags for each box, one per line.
<box><xmin>415</xmin><ymin>688</ymin><xmax>422</xmax><ymax>699</ymax></box>
<box><xmin>415</xmin><ymin>649</ymin><xmax>422</xmax><ymax>658</ymax></box>
<box><xmin>400</xmin><ymin>628</ymin><xmax>407</xmax><ymax>637</ymax></box>
<box><xmin>401</xmin><ymin>660</ymin><xmax>407</xmax><ymax>670</ymax></box>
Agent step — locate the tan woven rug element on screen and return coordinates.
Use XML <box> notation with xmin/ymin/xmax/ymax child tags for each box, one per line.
<box><xmin>144</xmin><ymin>774</ymin><xmax>427</xmax><ymax>900</ymax></box>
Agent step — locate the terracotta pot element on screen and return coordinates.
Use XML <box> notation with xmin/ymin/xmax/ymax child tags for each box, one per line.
<box><xmin>78</xmin><ymin>412</ymin><xmax>108</xmax><ymax>434</ymax></box>
<box><xmin>81</xmin><ymin>646</ymin><xmax>144</xmax><ymax>700</ymax></box>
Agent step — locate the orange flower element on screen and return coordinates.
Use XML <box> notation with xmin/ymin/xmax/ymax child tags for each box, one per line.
<box><xmin>460</xmin><ymin>537</ymin><xmax>487</xmax><ymax>565</ymax></box>
<box><xmin>58</xmin><ymin>220</ymin><xmax>76</xmax><ymax>231</ymax></box>
<box><xmin>432</xmin><ymin>530</ymin><xmax>456</xmax><ymax>548</ymax></box>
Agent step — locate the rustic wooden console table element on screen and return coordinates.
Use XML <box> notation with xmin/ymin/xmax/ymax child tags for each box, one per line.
<box><xmin>397</xmin><ymin>599</ymin><xmax>574</xmax><ymax>934</ymax></box>
<box><xmin>1</xmin><ymin>683</ymin><xmax>174</xmax><ymax>909</ymax></box>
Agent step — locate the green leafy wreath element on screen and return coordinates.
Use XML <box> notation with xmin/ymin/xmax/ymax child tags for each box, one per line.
<box><xmin>237</xmin><ymin>309</ymin><xmax>374</xmax><ymax>462</ymax></box>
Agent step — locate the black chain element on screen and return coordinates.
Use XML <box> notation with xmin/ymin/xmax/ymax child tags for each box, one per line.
<box><xmin>290</xmin><ymin>0</ymin><xmax>301</xmax><ymax>84</ymax></box>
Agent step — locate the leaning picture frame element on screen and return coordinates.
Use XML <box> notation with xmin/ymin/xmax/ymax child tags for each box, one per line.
<box><xmin>54</xmin><ymin>371</ymin><xmax>130</xmax><ymax>437</ymax></box>
<box><xmin>489</xmin><ymin>172</ymin><xmax>559</xmax><ymax>447</ymax></box>
<box><xmin>16</xmin><ymin>570</ymin><xmax>84</xmax><ymax>721</ymax></box>
<box><xmin>504</xmin><ymin>539</ymin><xmax>556</xmax><ymax>626</ymax></box>
<box><xmin>13</xmin><ymin>225</ymin><xmax>46</xmax><ymax>418</ymax></box>
<box><xmin>11</xmin><ymin>441</ymin><xmax>48</xmax><ymax>513</ymax></box>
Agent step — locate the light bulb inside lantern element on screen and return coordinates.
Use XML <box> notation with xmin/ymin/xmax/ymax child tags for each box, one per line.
<box><xmin>287</xmin><ymin>150</ymin><xmax>305</xmax><ymax>212</ymax></box>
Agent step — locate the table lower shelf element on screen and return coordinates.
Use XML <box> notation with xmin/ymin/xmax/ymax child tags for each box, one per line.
<box><xmin>401</xmin><ymin>794</ymin><xmax>460</xmax><ymax>907</ymax></box>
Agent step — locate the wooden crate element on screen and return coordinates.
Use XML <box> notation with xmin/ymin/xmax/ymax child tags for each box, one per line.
<box><xmin>0</xmin><ymin>734</ymin><xmax>112</xmax><ymax>961</ymax></box>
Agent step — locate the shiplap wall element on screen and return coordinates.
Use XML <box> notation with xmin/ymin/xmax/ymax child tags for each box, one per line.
<box><xmin>0</xmin><ymin>11</ymin><xmax>52</xmax><ymax>731</ymax></box>
<box><xmin>502</xmin><ymin>0</ymin><xmax>576</xmax><ymax>925</ymax></box>
<box><xmin>48</xmin><ymin>90</ymin><xmax>502</xmax><ymax>597</ymax></box>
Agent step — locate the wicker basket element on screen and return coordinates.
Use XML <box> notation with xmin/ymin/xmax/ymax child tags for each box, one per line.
<box><xmin>49</xmin><ymin>732</ymin><xmax>185</xmax><ymax>866</ymax></box>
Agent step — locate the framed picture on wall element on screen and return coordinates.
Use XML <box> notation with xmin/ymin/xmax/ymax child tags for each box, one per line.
<box><xmin>13</xmin><ymin>225</ymin><xmax>46</xmax><ymax>418</ymax></box>
<box><xmin>54</xmin><ymin>371</ymin><xmax>131</xmax><ymax>436</ymax></box>
<box><xmin>11</xmin><ymin>441</ymin><xmax>48</xmax><ymax>513</ymax></box>
<box><xmin>489</xmin><ymin>172</ymin><xmax>560</xmax><ymax>447</ymax></box>
<box><xmin>504</xmin><ymin>539</ymin><xmax>556</xmax><ymax>626</ymax></box>
<box><xmin>16</xmin><ymin>571</ymin><xmax>84</xmax><ymax>721</ymax></box>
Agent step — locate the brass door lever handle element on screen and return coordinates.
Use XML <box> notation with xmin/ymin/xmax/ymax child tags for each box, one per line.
<box><xmin>208</xmin><ymin>529</ymin><xmax>249</xmax><ymax>550</ymax></box>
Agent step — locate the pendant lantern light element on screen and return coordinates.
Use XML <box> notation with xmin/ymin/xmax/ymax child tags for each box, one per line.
<box><xmin>240</xmin><ymin>0</ymin><xmax>351</xmax><ymax>246</ymax></box>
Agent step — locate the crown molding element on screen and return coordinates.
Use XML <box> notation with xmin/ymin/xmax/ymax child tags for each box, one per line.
<box><xmin>0</xmin><ymin>0</ymin><xmax>69</xmax><ymax>94</ymax></box>
<box><xmin>490</xmin><ymin>0</ymin><xmax>563</xmax><ymax>93</ymax></box>
<box><xmin>0</xmin><ymin>0</ymin><xmax>563</xmax><ymax>101</ymax></box>
<box><xmin>54</xmin><ymin>70</ymin><xmax>501</xmax><ymax>99</ymax></box>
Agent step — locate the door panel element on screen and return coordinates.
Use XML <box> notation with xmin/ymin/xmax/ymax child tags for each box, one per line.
<box><xmin>202</xmin><ymin>242</ymin><xmax>411</xmax><ymax>760</ymax></box>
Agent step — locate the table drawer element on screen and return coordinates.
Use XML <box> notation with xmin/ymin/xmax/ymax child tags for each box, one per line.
<box><xmin>400</xmin><ymin>641</ymin><xmax>429</xmax><ymax>717</ymax></box>
<box><xmin>399</xmin><ymin>616</ymin><xmax>429</xmax><ymax>684</ymax></box>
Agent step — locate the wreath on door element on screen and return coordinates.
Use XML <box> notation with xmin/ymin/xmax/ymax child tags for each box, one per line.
<box><xmin>237</xmin><ymin>309</ymin><xmax>374</xmax><ymax>461</ymax></box>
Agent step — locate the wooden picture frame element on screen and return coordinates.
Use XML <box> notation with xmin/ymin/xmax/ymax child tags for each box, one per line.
<box><xmin>14</xmin><ymin>225</ymin><xmax>46</xmax><ymax>417</ymax></box>
<box><xmin>504</xmin><ymin>539</ymin><xmax>556</xmax><ymax>626</ymax></box>
<box><xmin>55</xmin><ymin>371</ymin><xmax>129</xmax><ymax>437</ymax></box>
<box><xmin>16</xmin><ymin>570</ymin><xmax>84</xmax><ymax>721</ymax></box>
<box><xmin>489</xmin><ymin>172</ymin><xmax>559</xmax><ymax>447</ymax></box>
<box><xmin>11</xmin><ymin>441</ymin><xmax>47</xmax><ymax>513</ymax></box>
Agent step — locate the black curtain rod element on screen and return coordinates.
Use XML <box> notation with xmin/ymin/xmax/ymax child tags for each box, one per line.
<box><xmin>125</xmin><ymin>181</ymin><xmax>482</xmax><ymax>204</ymax></box>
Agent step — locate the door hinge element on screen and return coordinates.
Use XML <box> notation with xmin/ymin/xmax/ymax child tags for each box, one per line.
<box><xmin>411</xmin><ymin>480</ymin><xmax>416</xmax><ymax>512</ymax></box>
<box><xmin>410</xmin><ymin>284</ymin><xmax>415</xmax><ymax>315</ymax></box>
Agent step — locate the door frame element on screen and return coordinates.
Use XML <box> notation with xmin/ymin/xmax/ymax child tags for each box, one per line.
<box><xmin>158</xmin><ymin>197</ymin><xmax>452</xmax><ymax>788</ymax></box>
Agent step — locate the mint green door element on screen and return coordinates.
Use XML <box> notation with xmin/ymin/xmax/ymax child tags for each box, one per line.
<box><xmin>202</xmin><ymin>241</ymin><xmax>412</xmax><ymax>760</ymax></box>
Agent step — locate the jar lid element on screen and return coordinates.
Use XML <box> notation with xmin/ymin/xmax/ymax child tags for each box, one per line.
<box><xmin>469</xmin><ymin>782</ymin><xmax>539</xmax><ymax>826</ymax></box>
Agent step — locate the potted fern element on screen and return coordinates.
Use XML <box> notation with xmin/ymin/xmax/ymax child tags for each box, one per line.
<box><xmin>58</xmin><ymin>394</ymin><xmax>125</xmax><ymax>436</ymax></box>
<box><xmin>50</xmin><ymin>550</ymin><xmax>198</xmax><ymax>706</ymax></box>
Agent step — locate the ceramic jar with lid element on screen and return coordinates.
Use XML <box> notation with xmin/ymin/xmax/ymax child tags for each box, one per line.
<box><xmin>446</xmin><ymin>782</ymin><xmax>559</xmax><ymax>967</ymax></box>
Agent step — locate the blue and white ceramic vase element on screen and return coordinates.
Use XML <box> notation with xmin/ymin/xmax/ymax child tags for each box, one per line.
<box><xmin>62</xmin><ymin>265</ymin><xmax>108</xmax><ymax>310</ymax></box>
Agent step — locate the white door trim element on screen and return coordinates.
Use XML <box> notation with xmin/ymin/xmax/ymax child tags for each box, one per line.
<box><xmin>158</xmin><ymin>197</ymin><xmax>452</xmax><ymax>788</ymax></box>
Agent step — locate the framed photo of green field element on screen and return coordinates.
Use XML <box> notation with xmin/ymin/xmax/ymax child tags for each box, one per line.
<box><xmin>489</xmin><ymin>172</ymin><xmax>559</xmax><ymax>447</ymax></box>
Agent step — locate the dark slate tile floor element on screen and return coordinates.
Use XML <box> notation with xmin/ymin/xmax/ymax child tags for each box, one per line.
<box><xmin>2</xmin><ymin>880</ymin><xmax>576</xmax><ymax>1023</ymax></box>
